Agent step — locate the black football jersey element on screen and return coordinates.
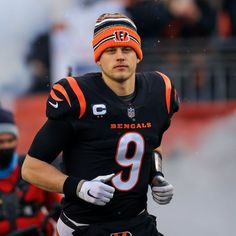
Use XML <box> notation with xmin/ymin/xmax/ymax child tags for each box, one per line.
<box><xmin>46</xmin><ymin>71</ymin><xmax>179</xmax><ymax>223</ymax></box>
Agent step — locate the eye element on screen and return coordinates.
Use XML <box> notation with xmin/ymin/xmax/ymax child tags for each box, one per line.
<box><xmin>123</xmin><ymin>47</ymin><xmax>133</xmax><ymax>53</ymax></box>
<box><xmin>0</xmin><ymin>138</ymin><xmax>16</xmax><ymax>144</ymax></box>
<box><xmin>105</xmin><ymin>47</ymin><xmax>116</xmax><ymax>53</ymax></box>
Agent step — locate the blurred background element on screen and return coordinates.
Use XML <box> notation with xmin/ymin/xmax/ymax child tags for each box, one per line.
<box><xmin>0</xmin><ymin>0</ymin><xmax>235</xmax><ymax>235</ymax></box>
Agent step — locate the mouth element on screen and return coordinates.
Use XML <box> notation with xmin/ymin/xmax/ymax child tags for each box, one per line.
<box><xmin>114</xmin><ymin>65</ymin><xmax>128</xmax><ymax>70</ymax></box>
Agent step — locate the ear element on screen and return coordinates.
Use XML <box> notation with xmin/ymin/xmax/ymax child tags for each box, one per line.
<box><xmin>96</xmin><ymin>61</ymin><xmax>101</xmax><ymax>66</ymax></box>
<box><xmin>137</xmin><ymin>58</ymin><xmax>141</xmax><ymax>64</ymax></box>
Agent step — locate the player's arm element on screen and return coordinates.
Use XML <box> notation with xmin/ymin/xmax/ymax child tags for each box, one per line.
<box><xmin>22</xmin><ymin>154</ymin><xmax>67</xmax><ymax>193</ymax></box>
<box><xmin>22</xmin><ymin>78</ymin><xmax>115</xmax><ymax>206</ymax></box>
<box><xmin>150</xmin><ymin>146</ymin><xmax>174</xmax><ymax>205</ymax></box>
<box><xmin>22</xmin><ymin>78</ymin><xmax>77</xmax><ymax>194</ymax></box>
<box><xmin>21</xmin><ymin>118</ymin><xmax>73</xmax><ymax>193</ymax></box>
<box><xmin>22</xmin><ymin>159</ymin><xmax>115</xmax><ymax>206</ymax></box>
<box><xmin>21</xmin><ymin>119</ymin><xmax>115</xmax><ymax>206</ymax></box>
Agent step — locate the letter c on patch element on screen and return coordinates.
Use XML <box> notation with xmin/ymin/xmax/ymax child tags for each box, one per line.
<box><xmin>92</xmin><ymin>104</ymin><xmax>107</xmax><ymax>115</ymax></box>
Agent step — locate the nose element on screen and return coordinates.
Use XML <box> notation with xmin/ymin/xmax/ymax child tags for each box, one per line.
<box><xmin>115</xmin><ymin>48</ymin><xmax>125</xmax><ymax>60</ymax></box>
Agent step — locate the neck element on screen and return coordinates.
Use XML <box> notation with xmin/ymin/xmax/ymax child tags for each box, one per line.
<box><xmin>101</xmin><ymin>73</ymin><xmax>136</xmax><ymax>96</ymax></box>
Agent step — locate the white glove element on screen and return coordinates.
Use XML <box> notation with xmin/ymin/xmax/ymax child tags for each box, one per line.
<box><xmin>77</xmin><ymin>173</ymin><xmax>115</xmax><ymax>206</ymax></box>
<box><xmin>151</xmin><ymin>175</ymin><xmax>174</xmax><ymax>205</ymax></box>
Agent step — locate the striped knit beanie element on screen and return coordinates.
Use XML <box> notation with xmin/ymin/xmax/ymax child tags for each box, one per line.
<box><xmin>0</xmin><ymin>108</ymin><xmax>18</xmax><ymax>137</ymax></box>
<box><xmin>93</xmin><ymin>13</ymin><xmax>143</xmax><ymax>62</ymax></box>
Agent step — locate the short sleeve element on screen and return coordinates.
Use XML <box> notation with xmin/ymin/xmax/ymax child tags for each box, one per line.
<box><xmin>46</xmin><ymin>79</ymin><xmax>72</xmax><ymax>119</ymax></box>
<box><xmin>155</xmin><ymin>71</ymin><xmax>180</xmax><ymax>118</ymax></box>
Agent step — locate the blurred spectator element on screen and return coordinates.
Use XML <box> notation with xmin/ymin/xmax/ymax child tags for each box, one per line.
<box><xmin>0</xmin><ymin>0</ymin><xmax>78</xmax><ymax>98</ymax></box>
<box><xmin>166</xmin><ymin>0</ymin><xmax>217</xmax><ymax>38</ymax></box>
<box><xmin>126</xmin><ymin>0</ymin><xmax>217</xmax><ymax>40</ymax></box>
<box><xmin>125</xmin><ymin>0</ymin><xmax>171</xmax><ymax>40</ymax></box>
<box><xmin>0</xmin><ymin>107</ymin><xmax>61</xmax><ymax>235</ymax></box>
<box><xmin>51</xmin><ymin>0</ymin><xmax>126</xmax><ymax>83</ymax></box>
<box><xmin>126</xmin><ymin>0</ymin><xmax>218</xmax><ymax>102</ymax></box>
<box><xmin>26</xmin><ymin>31</ymin><xmax>51</xmax><ymax>93</ymax></box>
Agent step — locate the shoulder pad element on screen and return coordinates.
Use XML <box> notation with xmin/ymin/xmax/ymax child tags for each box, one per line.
<box><xmin>46</xmin><ymin>77</ymin><xmax>86</xmax><ymax>120</ymax></box>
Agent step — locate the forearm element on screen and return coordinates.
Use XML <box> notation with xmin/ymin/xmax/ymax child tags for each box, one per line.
<box><xmin>154</xmin><ymin>146</ymin><xmax>162</xmax><ymax>155</ymax></box>
<box><xmin>21</xmin><ymin>154</ymin><xmax>68</xmax><ymax>193</ymax></box>
<box><xmin>21</xmin><ymin>155</ymin><xmax>116</xmax><ymax>205</ymax></box>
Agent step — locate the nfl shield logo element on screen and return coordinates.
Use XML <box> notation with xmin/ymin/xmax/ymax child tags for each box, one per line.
<box><xmin>127</xmin><ymin>107</ymin><xmax>135</xmax><ymax>118</ymax></box>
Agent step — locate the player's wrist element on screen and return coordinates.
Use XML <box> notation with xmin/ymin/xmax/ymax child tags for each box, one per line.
<box><xmin>63</xmin><ymin>176</ymin><xmax>83</xmax><ymax>198</ymax></box>
<box><xmin>152</xmin><ymin>150</ymin><xmax>164</xmax><ymax>178</ymax></box>
<box><xmin>76</xmin><ymin>179</ymin><xmax>87</xmax><ymax>196</ymax></box>
<box><xmin>150</xmin><ymin>150</ymin><xmax>166</xmax><ymax>186</ymax></box>
<box><xmin>155</xmin><ymin>171</ymin><xmax>164</xmax><ymax>177</ymax></box>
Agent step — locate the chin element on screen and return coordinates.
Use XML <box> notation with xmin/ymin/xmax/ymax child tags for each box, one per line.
<box><xmin>114</xmin><ymin>75</ymin><xmax>129</xmax><ymax>83</ymax></box>
<box><xmin>114</xmin><ymin>71</ymin><xmax>130</xmax><ymax>79</ymax></box>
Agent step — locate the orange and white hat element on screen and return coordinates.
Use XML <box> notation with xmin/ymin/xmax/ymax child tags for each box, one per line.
<box><xmin>92</xmin><ymin>13</ymin><xmax>143</xmax><ymax>62</ymax></box>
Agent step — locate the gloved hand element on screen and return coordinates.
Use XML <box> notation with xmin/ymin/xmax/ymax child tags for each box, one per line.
<box><xmin>151</xmin><ymin>175</ymin><xmax>174</xmax><ymax>205</ymax></box>
<box><xmin>77</xmin><ymin>173</ymin><xmax>115</xmax><ymax>206</ymax></box>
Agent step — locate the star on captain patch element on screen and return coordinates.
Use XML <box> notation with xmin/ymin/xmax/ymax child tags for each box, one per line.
<box><xmin>127</xmin><ymin>106</ymin><xmax>135</xmax><ymax>119</ymax></box>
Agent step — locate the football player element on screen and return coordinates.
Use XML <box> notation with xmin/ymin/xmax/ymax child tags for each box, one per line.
<box><xmin>22</xmin><ymin>13</ymin><xmax>179</xmax><ymax>236</ymax></box>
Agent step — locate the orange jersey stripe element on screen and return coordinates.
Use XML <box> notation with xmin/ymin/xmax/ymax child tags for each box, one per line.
<box><xmin>66</xmin><ymin>77</ymin><xmax>86</xmax><ymax>118</ymax></box>
<box><xmin>53</xmin><ymin>84</ymin><xmax>72</xmax><ymax>107</ymax></box>
<box><xmin>156</xmin><ymin>71</ymin><xmax>171</xmax><ymax>114</ymax></box>
<box><xmin>50</xmin><ymin>89</ymin><xmax>63</xmax><ymax>102</ymax></box>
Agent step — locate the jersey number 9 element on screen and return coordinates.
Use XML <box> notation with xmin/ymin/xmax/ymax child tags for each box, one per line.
<box><xmin>112</xmin><ymin>132</ymin><xmax>145</xmax><ymax>191</ymax></box>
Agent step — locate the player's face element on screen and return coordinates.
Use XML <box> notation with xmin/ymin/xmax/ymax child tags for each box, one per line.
<box><xmin>0</xmin><ymin>133</ymin><xmax>17</xmax><ymax>169</ymax></box>
<box><xmin>97</xmin><ymin>47</ymin><xmax>140</xmax><ymax>83</ymax></box>
<box><xmin>0</xmin><ymin>133</ymin><xmax>17</xmax><ymax>150</ymax></box>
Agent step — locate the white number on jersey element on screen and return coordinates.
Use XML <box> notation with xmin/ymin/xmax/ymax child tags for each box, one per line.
<box><xmin>112</xmin><ymin>132</ymin><xmax>145</xmax><ymax>191</ymax></box>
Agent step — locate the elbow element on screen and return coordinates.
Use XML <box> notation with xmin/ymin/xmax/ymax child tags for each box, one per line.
<box><xmin>21</xmin><ymin>155</ymin><xmax>32</xmax><ymax>183</ymax></box>
<box><xmin>21</xmin><ymin>159</ymin><xmax>28</xmax><ymax>182</ymax></box>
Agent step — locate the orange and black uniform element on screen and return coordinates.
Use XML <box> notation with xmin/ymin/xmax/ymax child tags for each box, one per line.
<box><xmin>29</xmin><ymin>72</ymin><xmax>179</xmax><ymax>224</ymax></box>
<box><xmin>0</xmin><ymin>161</ymin><xmax>61</xmax><ymax>236</ymax></box>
